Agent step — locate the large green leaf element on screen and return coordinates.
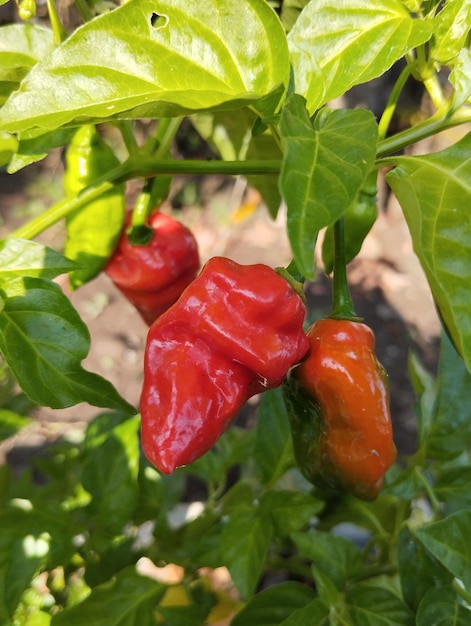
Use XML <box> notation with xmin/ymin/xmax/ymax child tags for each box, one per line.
<box><xmin>287</xmin><ymin>0</ymin><xmax>432</xmax><ymax>114</ymax></box>
<box><xmin>0</xmin><ymin>24</ymin><xmax>54</xmax><ymax>105</ymax></box>
<box><xmin>414</xmin><ymin>510</ymin><xmax>471</xmax><ymax>591</ymax></box>
<box><xmin>386</xmin><ymin>134</ymin><xmax>471</xmax><ymax>375</ymax></box>
<box><xmin>0</xmin><ymin>0</ymin><xmax>289</xmax><ymax>133</ymax></box>
<box><xmin>0</xmin><ymin>276</ymin><xmax>135</xmax><ymax>413</ymax></box>
<box><xmin>279</xmin><ymin>95</ymin><xmax>378</xmax><ymax>278</ymax></box>
<box><xmin>50</xmin><ymin>567</ymin><xmax>165</xmax><ymax>626</ymax></box>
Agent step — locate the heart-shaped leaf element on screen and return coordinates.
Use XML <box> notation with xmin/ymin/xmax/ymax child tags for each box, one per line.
<box><xmin>0</xmin><ymin>0</ymin><xmax>289</xmax><ymax>133</ymax></box>
<box><xmin>279</xmin><ymin>95</ymin><xmax>378</xmax><ymax>278</ymax></box>
<box><xmin>0</xmin><ymin>276</ymin><xmax>135</xmax><ymax>413</ymax></box>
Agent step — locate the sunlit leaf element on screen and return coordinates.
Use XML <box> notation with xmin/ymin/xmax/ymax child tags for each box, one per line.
<box><xmin>0</xmin><ymin>238</ymin><xmax>78</xmax><ymax>282</ymax></box>
<box><xmin>0</xmin><ymin>277</ymin><xmax>135</xmax><ymax>413</ymax></box>
<box><xmin>288</xmin><ymin>0</ymin><xmax>432</xmax><ymax>113</ymax></box>
<box><xmin>0</xmin><ymin>0</ymin><xmax>289</xmax><ymax>133</ymax></box>
<box><xmin>430</xmin><ymin>0</ymin><xmax>471</xmax><ymax>64</ymax></box>
<box><xmin>0</xmin><ymin>24</ymin><xmax>54</xmax><ymax>105</ymax></box>
<box><xmin>386</xmin><ymin>134</ymin><xmax>471</xmax><ymax>375</ymax></box>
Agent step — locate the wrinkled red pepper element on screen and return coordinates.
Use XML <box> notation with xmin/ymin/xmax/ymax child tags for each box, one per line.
<box><xmin>140</xmin><ymin>257</ymin><xmax>309</xmax><ymax>473</ymax></box>
<box><xmin>105</xmin><ymin>211</ymin><xmax>200</xmax><ymax>325</ymax></box>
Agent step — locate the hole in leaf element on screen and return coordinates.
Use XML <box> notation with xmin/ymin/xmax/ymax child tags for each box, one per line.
<box><xmin>150</xmin><ymin>12</ymin><xmax>168</xmax><ymax>28</ymax></box>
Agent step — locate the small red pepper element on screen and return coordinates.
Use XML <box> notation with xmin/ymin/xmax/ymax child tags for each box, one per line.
<box><xmin>105</xmin><ymin>211</ymin><xmax>200</xmax><ymax>325</ymax></box>
<box><xmin>286</xmin><ymin>318</ymin><xmax>396</xmax><ymax>500</ymax></box>
<box><xmin>140</xmin><ymin>257</ymin><xmax>309</xmax><ymax>473</ymax></box>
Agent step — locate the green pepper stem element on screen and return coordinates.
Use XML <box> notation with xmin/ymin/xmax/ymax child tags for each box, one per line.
<box><xmin>46</xmin><ymin>0</ymin><xmax>67</xmax><ymax>44</ymax></box>
<box><xmin>10</xmin><ymin>180</ymin><xmax>116</xmax><ymax>240</ymax></box>
<box><xmin>8</xmin><ymin>159</ymin><xmax>280</xmax><ymax>241</ymax></box>
<box><xmin>377</xmin><ymin>61</ymin><xmax>415</xmax><ymax>141</ymax></box>
<box><xmin>376</xmin><ymin>106</ymin><xmax>471</xmax><ymax>158</ymax></box>
<box><xmin>130</xmin><ymin>117</ymin><xmax>183</xmax><ymax>235</ymax></box>
<box><xmin>73</xmin><ymin>0</ymin><xmax>93</xmax><ymax>22</ymax></box>
<box><xmin>330</xmin><ymin>217</ymin><xmax>357</xmax><ymax>320</ymax></box>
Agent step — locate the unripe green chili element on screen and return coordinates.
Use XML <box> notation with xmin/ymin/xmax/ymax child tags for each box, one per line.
<box><xmin>322</xmin><ymin>175</ymin><xmax>378</xmax><ymax>275</ymax></box>
<box><xmin>64</xmin><ymin>125</ymin><xmax>125</xmax><ymax>290</ymax></box>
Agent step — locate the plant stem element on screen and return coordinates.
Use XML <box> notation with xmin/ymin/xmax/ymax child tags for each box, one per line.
<box><xmin>330</xmin><ymin>217</ymin><xmax>357</xmax><ymax>320</ymax></box>
<box><xmin>376</xmin><ymin>106</ymin><xmax>471</xmax><ymax>158</ymax></box>
<box><xmin>119</xmin><ymin>121</ymin><xmax>139</xmax><ymax>157</ymax></box>
<box><xmin>46</xmin><ymin>0</ymin><xmax>67</xmax><ymax>44</ymax></box>
<box><xmin>8</xmin><ymin>159</ymin><xmax>280</xmax><ymax>241</ymax></box>
<box><xmin>415</xmin><ymin>466</ymin><xmax>441</xmax><ymax>519</ymax></box>
<box><xmin>377</xmin><ymin>62</ymin><xmax>415</xmax><ymax>141</ymax></box>
<box><xmin>120</xmin><ymin>158</ymin><xmax>281</xmax><ymax>180</ymax></box>
<box><xmin>73</xmin><ymin>0</ymin><xmax>93</xmax><ymax>22</ymax></box>
<box><xmin>129</xmin><ymin>118</ymin><xmax>182</xmax><ymax>238</ymax></box>
<box><xmin>10</xmin><ymin>180</ymin><xmax>116</xmax><ymax>240</ymax></box>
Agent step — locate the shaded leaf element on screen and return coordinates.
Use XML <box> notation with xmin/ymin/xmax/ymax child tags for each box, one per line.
<box><xmin>259</xmin><ymin>490</ymin><xmax>322</xmax><ymax>536</ymax></box>
<box><xmin>435</xmin><ymin>466</ymin><xmax>471</xmax><ymax>514</ymax></box>
<box><xmin>427</xmin><ymin>332</ymin><xmax>471</xmax><ymax>460</ymax></box>
<box><xmin>414</xmin><ymin>510</ymin><xmax>471</xmax><ymax>591</ymax></box>
<box><xmin>397</xmin><ymin>525</ymin><xmax>452</xmax><ymax>612</ymax></box>
<box><xmin>416</xmin><ymin>585</ymin><xmax>471</xmax><ymax>626</ymax></box>
<box><xmin>386</xmin><ymin>134</ymin><xmax>471</xmax><ymax>375</ymax></box>
<box><xmin>254</xmin><ymin>387</ymin><xmax>296</xmax><ymax>486</ymax></box>
<box><xmin>291</xmin><ymin>530</ymin><xmax>363</xmax><ymax>591</ymax></box>
<box><xmin>0</xmin><ymin>0</ymin><xmax>289</xmax><ymax>133</ymax></box>
<box><xmin>230</xmin><ymin>581</ymin><xmax>316</xmax><ymax>626</ymax></box>
<box><xmin>279</xmin><ymin>598</ymin><xmax>329</xmax><ymax>625</ymax></box>
<box><xmin>220</xmin><ymin>509</ymin><xmax>273</xmax><ymax>599</ymax></box>
<box><xmin>279</xmin><ymin>95</ymin><xmax>378</xmax><ymax>277</ymax></box>
<box><xmin>346</xmin><ymin>584</ymin><xmax>414</xmax><ymax>625</ymax></box>
<box><xmin>287</xmin><ymin>0</ymin><xmax>432</xmax><ymax>114</ymax></box>
<box><xmin>0</xmin><ymin>276</ymin><xmax>135</xmax><ymax>413</ymax></box>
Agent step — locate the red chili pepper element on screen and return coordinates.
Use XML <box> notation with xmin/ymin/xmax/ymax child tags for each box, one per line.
<box><xmin>140</xmin><ymin>257</ymin><xmax>309</xmax><ymax>473</ymax></box>
<box><xmin>105</xmin><ymin>211</ymin><xmax>200</xmax><ymax>325</ymax></box>
<box><xmin>286</xmin><ymin>318</ymin><xmax>396</xmax><ymax>500</ymax></box>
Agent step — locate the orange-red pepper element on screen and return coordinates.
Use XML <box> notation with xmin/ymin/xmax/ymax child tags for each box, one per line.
<box><xmin>285</xmin><ymin>318</ymin><xmax>396</xmax><ymax>500</ymax></box>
